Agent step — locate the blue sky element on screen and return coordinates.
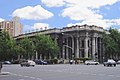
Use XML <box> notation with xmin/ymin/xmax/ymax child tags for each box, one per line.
<box><xmin>0</xmin><ymin>0</ymin><xmax>120</xmax><ymax>33</ymax></box>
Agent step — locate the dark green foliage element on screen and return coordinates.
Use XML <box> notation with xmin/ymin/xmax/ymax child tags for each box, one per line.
<box><xmin>0</xmin><ymin>31</ymin><xmax>59</xmax><ymax>61</ymax></box>
<box><xmin>19</xmin><ymin>37</ymin><xmax>35</xmax><ymax>59</ymax></box>
<box><xmin>35</xmin><ymin>34</ymin><xmax>59</xmax><ymax>59</ymax></box>
<box><xmin>0</xmin><ymin>31</ymin><xmax>17</xmax><ymax>61</ymax></box>
<box><xmin>103</xmin><ymin>28</ymin><xmax>120</xmax><ymax>60</ymax></box>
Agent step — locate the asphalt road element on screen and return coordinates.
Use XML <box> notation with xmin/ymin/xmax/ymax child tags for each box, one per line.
<box><xmin>1</xmin><ymin>64</ymin><xmax>120</xmax><ymax>80</ymax></box>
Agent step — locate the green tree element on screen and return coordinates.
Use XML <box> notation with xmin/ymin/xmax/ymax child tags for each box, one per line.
<box><xmin>103</xmin><ymin>28</ymin><xmax>120</xmax><ymax>60</ymax></box>
<box><xmin>0</xmin><ymin>31</ymin><xmax>17</xmax><ymax>61</ymax></box>
<box><xmin>19</xmin><ymin>37</ymin><xmax>35</xmax><ymax>59</ymax></box>
<box><xmin>35</xmin><ymin>34</ymin><xmax>59</xmax><ymax>59</ymax></box>
<box><xmin>110</xmin><ymin>28</ymin><xmax>120</xmax><ymax>59</ymax></box>
<box><xmin>48</xmin><ymin>38</ymin><xmax>59</xmax><ymax>58</ymax></box>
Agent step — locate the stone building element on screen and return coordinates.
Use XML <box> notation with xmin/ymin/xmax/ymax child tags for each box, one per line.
<box><xmin>15</xmin><ymin>24</ymin><xmax>105</xmax><ymax>62</ymax></box>
<box><xmin>55</xmin><ymin>24</ymin><xmax>104</xmax><ymax>63</ymax></box>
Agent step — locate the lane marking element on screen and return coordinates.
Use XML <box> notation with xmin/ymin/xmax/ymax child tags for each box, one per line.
<box><xmin>10</xmin><ymin>73</ymin><xmax>43</xmax><ymax>80</ymax></box>
<box><xmin>19</xmin><ymin>79</ymin><xmax>24</xmax><ymax>80</ymax></box>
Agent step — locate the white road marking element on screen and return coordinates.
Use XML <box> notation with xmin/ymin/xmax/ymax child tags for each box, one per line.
<box><xmin>19</xmin><ymin>79</ymin><xmax>24</xmax><ymax>80</ymax></box>
<box><xmin>10</xmin><ymin>73</ymin><xmax>43</xmax><ymax>80</ymax></box>
<box><xmin>18</xmin><ymin>75</ymin><xmax>22</xmax><ymax>77</ymax></box>
<box><xmin>91</xmin><ymin>74</ymin><xmax>97</xmax><ymax>75</ymax></box>
<box><xmin>36</xmin><ymin>78</ymin><xmax>43</xmax><ymax>80</ymax></box>
<box><xmin>30</xmin><ymin>77</ymin><xmax>36</xmax><ymax>79</ymax></box>
<box><xmin>108</xmin><ymin>75</ymin><xmax>115</xmax><ymax>77</ymax></box>
<box><xmin>24</xmin><ymin>76</ymin><xmax>29</xmax><ymax>78</ymax></box>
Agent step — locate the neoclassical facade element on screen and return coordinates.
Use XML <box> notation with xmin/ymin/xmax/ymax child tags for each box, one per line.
<box><xmin>56</xmin><ymin>25</ymin><xmax>104</xmax><ymax>63</ymax></box>
<box><xmin>15</xmin><ymin>24</ymin><xmax>105</xmax><ymax>62</ymax></box>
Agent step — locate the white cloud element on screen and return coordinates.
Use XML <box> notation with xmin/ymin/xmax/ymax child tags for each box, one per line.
<box><xmin>67</xmin><ymin>18</ymin><xmax>120</xmax><ymax>29</ymax></box>
<box><xmin>0</xmin><ymin>18</ymin><xmax>5</xmax><ymax>22</ymax></box>
<box><xmin>61</xmin><ymin>6</ymin><xmax>103</xmax><ymax>21</ymax></box>
<box><xmin>42</xmin><ymin>0</ymin><xmax>119</xmax><ymax>8</ymax></box>
<box><xmin>41</xmin><ymin>0</ymin><xmax>119</xmax><ymax>8</ymax></box>
<box><xmin>41</xmin><ymin>0</ymin><xmax>65</xmax><ymax>7</ymax></box>
<box><xmin>12</xmin><ymin>5</ymin><xmax>54</xmax><ymax>20</ymax></box>
<box><xmin>105</xmin><ymin>19</ymin><xmax>120</xmax><ymax>25</ymax></box>
<box><xmin>32</xmin><ymin>23</ymin><xmax>49</xmax><ymax>30</ymax></box>
<box><xmin>41</xmin><ymin>0</ymin><xmax>120</xmax><ymax>28</ymax></box>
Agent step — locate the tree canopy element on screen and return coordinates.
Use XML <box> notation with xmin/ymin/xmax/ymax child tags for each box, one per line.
<box><xmin>19</xmin><ymin>37</ymin><xmax>35</xmax><ymax>59</ymax></box>
<box><xmin>0</xmin><ymin>31</ymin><xmax>17</xmax><ymax>61</ymax></box>
<box><xmin>35</xmin><ymin>34</ymin><xmax>59</xmax><ymax>59</ymax></box>
<box><xmin>103</xmin><ymin>28</ymin><xmax>120</xmax><ymax>60</ymax></box>
<box><xmin>0</xmin><ymin>32</ymin><xmax>59</xmax><ymax>61</ymax></box>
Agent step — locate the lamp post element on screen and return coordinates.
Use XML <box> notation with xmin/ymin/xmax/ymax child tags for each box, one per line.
<box><xmin>95</xmin><ymin>52</ymin><xmax>98</xmax><ymax>61</ymax></box>
<box><xmin>62</xmin><ymin>33</ymin><xmax>74</xmax><ymax>60</ymax></box>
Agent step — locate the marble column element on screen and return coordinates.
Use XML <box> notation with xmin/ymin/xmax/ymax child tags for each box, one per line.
<box><xmin>72</xmin><ymin>37</ymin><xmax>74</xmax><ymax>58</ymax></box>
<box><xmin>95</xmin><ymin>37</ymin><xmax>98</xmax><ymax>61</ymax></box>
<box><xmin>84</xmin><ymin>37</ymin><xmax>89</xmax><ymax>58</ymax></box>
<box><xmin>66</xmin><ymin>38</ymin><xmax>69</xmax><ymax>59</ymax></box>
<box><xmin>95</xmin><ymin>37</ymin><xmax>98</xmax><ymax>53</ymax></box>
<box><xmin>76</xmin><ymin>37</ymin><xmax>79</xmax><ymax>58</ymax></box>
<box><xmin>92</xmin><ymin>37</ymin><xmax>95</xmax><ymax>60</ymax></box>
<box><xmin>62</xmin><ymin>38</ymin><xmax>65</xmax><ymax>59</ymax></box>
<box><xmin>79</xmin><ymin>39</ymin><xmax>82</xmax><ymax>58</ymax></box>
<box><xmin>99</xmin><ymin>38</ymin><xmax>102</xmax><ymax>62</ymax></box>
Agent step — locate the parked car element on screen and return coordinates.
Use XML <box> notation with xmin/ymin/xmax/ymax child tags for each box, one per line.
<box><xmin>69</xmin><ymin>60</ymin><xmax>74</xmax><ymax>64</ymax></box>
<box><xmin>116</xmin><ymin>60</ymin><xmax>120</xmax><ymax>64</ymax></box>
<box><xmin>34</xmin><ymin>60</ymin><xmax>48</xmax><ymax>65</ymax></box>
<box><xmin>85</xmin><ymin>60</ymin><xmax>99</xmax><ymax>65</ymax></box>
<box><xmin>20</xmin><ymin>60</ymin><xmax>35</xmax><ymax>67</ymax></box>
<box><xmin>3</xmin><ymin>61</ymin><xmax>11</xmax><ymax>64</ymax></box>
<box><xmin>103</xmin><ymin>59</ymin><xmax>116</xmax><ymax>67</ymax></box>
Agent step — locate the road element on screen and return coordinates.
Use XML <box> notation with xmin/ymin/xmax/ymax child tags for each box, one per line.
<box><xmin>1</xmin><ymin>64</ymin><xmax>120</xmax><ymax>80</ymax></box>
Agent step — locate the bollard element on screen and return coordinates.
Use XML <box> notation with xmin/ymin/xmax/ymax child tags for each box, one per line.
<box><xmin>0</xmin><ymin>62</ymin><xmax>2</xmax><ymax>73</ymax></box>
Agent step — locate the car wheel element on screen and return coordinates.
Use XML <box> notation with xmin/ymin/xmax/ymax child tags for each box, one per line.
<box><xmin>26</xmin><ymin>65</ymin><xmax>29</xmax><ymax>67</ymax></box>
<box><xmin>95</xmin><ymin>63</ymin><xmax>98</xmax><ymax>65</ymax></box>
<box><xmin>32</xmin><ymin>65</ymin><xmax>35</xmax><ymax>67</ymax></box>
<box><xmin>107</xmin><ymin>64</ymin><xmax>109</xmax><ymax>67</ymax></box>
<box><xmin>110</xmin><ymin>64</ymin><xmax>112</xmax><ymax>67</ymax></box>
<box><xmin>114</xmin><ymin>64</ymin><xmax>116</xmax><ymax>67</ymax></box>
<box><xmin>87</xmin><ymin>63</ymin><xmax>90</xmax><ymax>65</ymax></box>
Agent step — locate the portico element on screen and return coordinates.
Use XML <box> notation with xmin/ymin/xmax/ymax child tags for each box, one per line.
<box><xmin>59</xmin><ymin>25</ymin><xmax>103</xmax><ymax>62</ymax></box>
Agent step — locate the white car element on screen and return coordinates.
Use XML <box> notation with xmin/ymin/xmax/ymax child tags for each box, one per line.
<box><xmin>116</xmin><ymin>60</ymin><xmax>120</xmax><ymax>64</ymax></box>
<box><xmin>103</xmin><ymin>59</ymin><xmax>116</xmax><ymax>67</ymax></box>
<box><xmin>85</xmin><ymin>60</ymin><xmax>99</xmax><ymax>65</ymax></box>
<box><xmin>20</xmin><ymin>60</ymin><xmax>36</xmax><ymax>67</ymax></box>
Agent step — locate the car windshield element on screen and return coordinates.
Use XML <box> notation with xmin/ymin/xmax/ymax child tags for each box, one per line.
<box><xmin>108</xmin><ymin>59</ymin><xmax>115</xmax><ymax>62</ymax></box>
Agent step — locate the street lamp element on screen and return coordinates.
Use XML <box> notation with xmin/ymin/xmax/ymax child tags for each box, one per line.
<box><xmin>62</xmin><ymin>33</ymin><xmax>74</xmax><ymax>60</ymax></box>
<box><xmin>95</xmin><ymin>52</ymin><xmax>98</xmax><ymax>61</ymax></box>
